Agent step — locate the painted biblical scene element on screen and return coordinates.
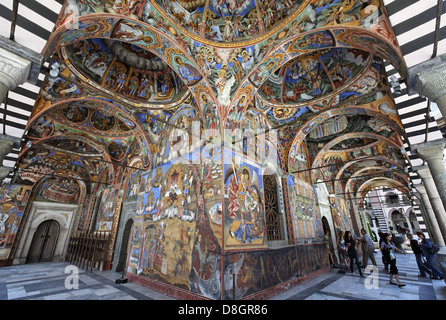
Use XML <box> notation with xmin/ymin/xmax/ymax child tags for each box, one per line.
<box><xmin>223</xmin><ymin>148</ymin><xmax>266</xmax><ymax>249</ymax></box>
<box><xmin>287</xmin><ymin>177</ymin><xmax>324</xmax><ymax>242</ymax></box>
<box><xmin>44</xmin><ymin>137</ymin><xmax>102</xmax><ymax>155</ymax></box>
<box><xmin>257</xmin><ymin>0</ymin><xmax>306</xmax><ymax>32</ymax></box>
<box><xmin>0</xmin><ymin>185</ymin><xmax>33</xmax><ymax>262</ymax></box>
<box><xmin>257</xmin><ymin>48</ymin><xmax>371</xmax><ymax>106</ymax></box>
<box><xmin>124</xmin><ymin>145</ymin><xmax>223</xmax><ymax>299</ymax></box>
<box><xmin>27</xmin><ymin>116</ymin><xmax>54</xmax><ymax>139</ymax></box>
<box><xmin>95</xmin><ymin>186</ymin><xmax>119</xmax><ymax>232</ymax></box>
<box><xmin>155</xmin><ymin>0</ymin><xmax>207</xmax><ymax>35</ymax></box>
<box><xmin>65</xmin><ymin>38</ymin><xmax>188</xmax><ymax>105</ymax></box>
<box><xmin>34</xmin><ymin>176</ymin><xmax>81</xmax><ymax>204</ymax></box>
<box><xmin>205</xmin><ymin>0</ymin><xmax>257</xmax><ymax>42</ymax></box>
<box><xmin>329</xmin><ymin>196</ymin><xmax>353</xmax><ymax>235</ymax></box>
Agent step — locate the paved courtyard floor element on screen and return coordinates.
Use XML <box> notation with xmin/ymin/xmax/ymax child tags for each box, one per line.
<box><xmin>269</xmin><ymin>251</ymin><xmax>446</xmax><ymax>300</ymax></box>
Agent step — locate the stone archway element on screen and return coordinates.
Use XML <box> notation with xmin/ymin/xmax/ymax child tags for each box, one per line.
<box><xmin>13</xmin><ymin>202</ymin><xmax>78</xmax><ymax>265</ymax></box>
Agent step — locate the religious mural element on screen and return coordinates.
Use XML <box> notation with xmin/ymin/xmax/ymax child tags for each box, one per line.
<box><xmin>124</xmin><ymin>145</ymin><xmax>223</xmax><ymax>298</ymax></box>
<box><xmin>223</xmin><ymin>148</ymin><xmax>266</xmax><ymax>248</ymax></box>
<box><xmin>287</xmin><ymin>177</ymin><xmax>324</xmax><ymax>241</ymax></box>
<box><xmin>95</xmin><ymin>186</ymin><xmax>120</xmax><ymax>232</ymax></box>
<box><xmin>34</xmin><ymin>176</ymin><xmax>81</xmax><ymax>204</ymax></box>
<box><xmin>0</xmin><ymin>185</ymin><xmax>33</xmax><ymax>263</ymax></box>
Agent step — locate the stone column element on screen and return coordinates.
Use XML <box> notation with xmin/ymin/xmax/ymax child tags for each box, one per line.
<box><xmin>414</xmin><ymin>184</ymin><xmax>445</xmax><ymax>246</ymax></box>
<box><xmin>413</xmin><ymin>164</ymin><xmax>446</xmax><ymax>245</ymax></box>
<box><xmin>0</xmin><ymin>42</ymin><xmax>25</xmax><ymax>180</ymax></box>
<box><xmin>0</xmin><ymin>35</ymin><xmax>43</xmax><ymax>182</ymax></box>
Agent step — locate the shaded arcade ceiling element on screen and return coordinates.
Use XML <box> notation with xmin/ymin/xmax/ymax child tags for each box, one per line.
<box><xmin>2</xmin><ymin>0</ymin><xmax>444</xmax><ymax>205</ymax></box>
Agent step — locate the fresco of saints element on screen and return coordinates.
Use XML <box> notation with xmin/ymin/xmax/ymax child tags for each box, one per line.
<box><xmin>175</xmin><ymin>56</ymin><xmax>201</xmax><ymax>86</ymax></box>
<box><xmin>227</xmin><ymin>164</ymin><xmax>264</xmax><ymax>245</ymax></box>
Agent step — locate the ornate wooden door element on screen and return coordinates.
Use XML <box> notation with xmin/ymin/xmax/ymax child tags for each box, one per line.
<box><xmin>27</xmin><ymin>220</ymin><xmax>60</xmax><ymax>263</ymax></box>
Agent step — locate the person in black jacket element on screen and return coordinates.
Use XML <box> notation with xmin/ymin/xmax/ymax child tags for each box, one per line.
<box><xmin>344</xmin><ymin>231</ymin><xmax>364</xmax><ymax>277</ymax></box>
<box><xmin>378</xmin><ymin>231</ymin><xmax>389</xmax><ymax>272</ymax></box>
<box><xmin>407</xmin><ymin>233</ymin><xmax>432</xmax><ymax>278</ymax></box>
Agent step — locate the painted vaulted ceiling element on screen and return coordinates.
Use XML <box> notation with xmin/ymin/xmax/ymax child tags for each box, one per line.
<box><xmin>4</xmin><ymin>0</ymin><xmax>441</xmax><ymax>205</ymax></box>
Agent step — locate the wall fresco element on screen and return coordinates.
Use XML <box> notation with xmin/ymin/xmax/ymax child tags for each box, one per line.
<box><xmin>0</xmin><ymin>185</ymin><xmax>33</xmax><ymax>263</ymax></box>
<box><xmin>287</xmin><ymin>177</ymin><xmax>324</xmax><ymax>241</ymax></box>
<box><xmin>223</xmin><ymin>148</ymin><xmax>266</xmax><ymax>249</ymax></box>
<box><xmin>124</xmin><ymin>146</ymin><xmax>223</xmax><ymax>299</ymax></box>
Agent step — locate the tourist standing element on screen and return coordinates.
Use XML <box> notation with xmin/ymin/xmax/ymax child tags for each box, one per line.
<box><xmin>417</xmin><ymin>232</ymin><xmax>444</xmax><ymax>280</ymax></box>
<box><xmin>360</xmin><ymin>228</ymin><xmax>377</xmax><ymax>269</ymax></box>
<box><xmin>344</xmin><ymin>231</ymin><xmax>364</xmax><ymax>277</ymax></box>
<box><xmin>380</xmin><ymin>233</ymin><xmax>406</xmax><ymax>287</ymax></box>
<box><xmin>337</xmin><ymin>231</ymin><xmax>349</xmax><ymax>271</ymax></box>
<box><xmin>378</xmin><ymin>231</ymin><xmax>389</xmax><ymax>272</ymax></box>
<box><xmin>324</xmin><ymin>231</ymin><xmax>335</xmax><ymax>267</ymax></box>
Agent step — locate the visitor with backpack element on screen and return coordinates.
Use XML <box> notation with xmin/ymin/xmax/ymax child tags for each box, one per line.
<box><xmin>416</xmin><ymin>232</ymin><xmax>444</xmax><ymax>280</ymax></box>
<box><xmin>407</xmin><ymin>233</ymin><xmax>432</xmax><ymax>278</ymax></box>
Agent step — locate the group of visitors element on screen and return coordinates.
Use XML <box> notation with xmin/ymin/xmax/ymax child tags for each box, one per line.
<box><xmin>326</xmin><ymin>228</ymin><xmax>444</xmax><ymax>287</ymax></box>
<box><xmin>334</xmin><ymin>229</ymin><xmax>376</xmax><ymax>278</ymax></box>
<box><xmin>408</xmin><ymin>232</ymin><xmax>444</xmax><ymax>280</ymax></box>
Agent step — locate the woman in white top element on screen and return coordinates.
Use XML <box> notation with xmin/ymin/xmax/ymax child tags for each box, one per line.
<box><xmin>380</xmin><ymin>233</ymin><xmax>406</xmax><ymax>287</ymax></box>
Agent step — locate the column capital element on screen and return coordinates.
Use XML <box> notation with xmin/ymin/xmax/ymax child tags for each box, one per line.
<box><xmin>0</xmin><ymin>166</ymin><xmax>12</xmax><ymax>181</ymax></box>
<box><xmin>0</xmin><ymin>137</ymin><xmax>15</xmax><ymax>162</ymax></box>
<box><xmin>416</xmin><ymin>62</ymin><xmax>446</xmax><ymax>103</ymax></box>
<box><xmin>407</xmin><ymin>53</ymin><xmax>446</xmax><ymax>101</ymax></box>
<box><xmin>412</xmin><ymin>139</ymin><xmax>446</xmax><ymax>163</ymax></box>
<box><xmin>0</xmin><ymin>35</ymin><xmax>43</xmax><ymax>85</ymax></box>
<box><xmin>0</xmin><ymin>46</ymin><xmax>31</xmax><ymax>91</ymax></box>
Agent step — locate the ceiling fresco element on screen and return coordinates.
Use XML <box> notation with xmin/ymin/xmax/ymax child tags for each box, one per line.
<box><xmin>13</xmin><ymin>0</ymin><xmax>411</xmax><ymax>208</ymax></box>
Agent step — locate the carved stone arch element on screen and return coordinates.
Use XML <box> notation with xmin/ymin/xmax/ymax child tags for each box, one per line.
<box><xmin>344</xmin><ymin>165</ymin><xmax>408</xmax><ymax>195</ymax></box>
<box><xmin>287</xmin><ymin>105</ymin><xmax>406</xmax><ymax>173</ymax></box>
<box><xmin>355</xmin><ymin>177</ymin><xmax>409</xmax><ymax>207</ymax></box>
<box><xmin>311</xmin><ymin>131</ymin><xmax>403</xmax><ymax>172</ymax></box>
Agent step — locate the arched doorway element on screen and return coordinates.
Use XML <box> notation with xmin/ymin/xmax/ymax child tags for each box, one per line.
<box><xmin>26</xmin><ymin>220</ymin><xmax>60</xmax><ymax>263</ymax></box>
<box><xmin>322</xmin><ymin>216</ymin><xmax>330</xmax><ymax>235</ymax></box>
<box><xmin>115</xmin><ymin>219</ymin><xmax>133</xmax><ymax>272</ymax></box>
<box><xmin>322</xmin><ymin>216</ymin><xmax>337</xmax><ymax>264</ymax></box>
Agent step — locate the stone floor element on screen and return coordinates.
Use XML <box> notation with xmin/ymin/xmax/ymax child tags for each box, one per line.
<box><xmin>269</xmin><ymin>251</ymin><xmax>446</xmax><ymax>300</ymax></box>
<box><xmin>0</xmin><ymin>252</ymin><xmax>444</xmax><ymax>300</ymax></box>
<box><xmin>0</xmin><ymin>261</ymin><xmax>174</xmax><ymax>300</ymax></box>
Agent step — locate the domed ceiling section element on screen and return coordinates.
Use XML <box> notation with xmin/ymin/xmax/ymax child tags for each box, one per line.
<box><xmin>64</xmin><ymin>38</ymin><xmax>190</xmax><ymax>106</ymax></box>
<box><xmin>257</xmin><ymin>47</ymin><xmax>372</xmax><ymax>106</ymax></box>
